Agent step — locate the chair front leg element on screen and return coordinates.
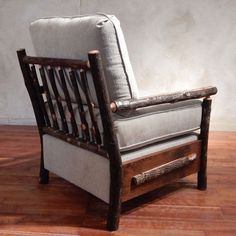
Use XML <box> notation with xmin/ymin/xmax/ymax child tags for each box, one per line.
<box><xmin>198</xmin><ymin>98</ymin><xmax>212</xmax><ymax>190</ymax></box>
<box><xmin>106</xmin><ymin>162</ymin><xmax>122</xmax><ymax>231</ymax></box>
<box><xmin>107</xmin><ymin>191</ymin><xmax>121</xmax><ymax>231</ymax></box>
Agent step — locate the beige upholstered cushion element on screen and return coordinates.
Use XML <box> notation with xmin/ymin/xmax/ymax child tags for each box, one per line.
<box><xmin>46</xmin><ymin>99</ymin><xmax>202</xmax><ymax>152</ymax></box>
<box><xmin>114</xmin><ymin>100</ymin><xmax>202</xmax><ymax>151</ymax></box>
<box><xmin>30</xmin><ymin>14</ymin><xmax>138</xmax><ymax>103</ymax></box>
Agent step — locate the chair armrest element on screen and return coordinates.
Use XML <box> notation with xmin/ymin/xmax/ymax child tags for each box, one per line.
<box><xmin>110</xmin><ymin>86</ymin><xmax>217</xmax><ymax>113</ymax></box>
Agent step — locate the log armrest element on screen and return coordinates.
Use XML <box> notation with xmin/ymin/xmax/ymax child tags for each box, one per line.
<box><xmin>110</xmin><ymin>86</ymin><xmax>217</xmax><ymax>113</ymax></box>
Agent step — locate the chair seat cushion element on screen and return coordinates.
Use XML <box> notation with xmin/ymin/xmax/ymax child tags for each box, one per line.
<box><xmin>46</xmin><ymin>99</ymin><xmax>202</xmax><ymax>152</ymax></box>
<box><xmin>114</xmin><ymin>100</ymin><xmax>202</xmax><ymax>151</ymax></box>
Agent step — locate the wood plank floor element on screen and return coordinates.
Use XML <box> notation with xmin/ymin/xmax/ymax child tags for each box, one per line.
<box><xmin>0</xmin><ymin>125</ymin><xmax>235</xmax><ymax>236</ymax></box>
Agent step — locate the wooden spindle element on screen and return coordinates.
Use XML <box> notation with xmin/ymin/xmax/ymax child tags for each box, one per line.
<box><xmin>30</xmin><ymin>65</ymin><xmax>51</xmax><ymax>127</ymax></box>
<box><xmin>59</xmin><ymin>69</ymin><xmax>78</xmax><ymax>136</ymax></box>
<box><xmin>69</xmin><ymin>70</ymin><xmax>90</xmax><ymax>141</ymax></box>
<box><xmin>39</xmin><ymin>67</ymin><xmax>59</xmax><ymax>129</ymax></box>
<box><xmin>47</xmin><ymin>68</ymin><xmax>69</xmax><ymax>133</ymax></box>
<box><xmin>80</xmin><ymin>69</ymin><xmax>101</xmax><ymax>145</ymax></box>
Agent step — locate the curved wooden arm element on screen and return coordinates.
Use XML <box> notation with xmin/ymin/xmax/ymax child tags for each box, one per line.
<box><xmin>110</xmin><ymin>86</ymin><xmax>217</xmax><ymax>112</ymax></box>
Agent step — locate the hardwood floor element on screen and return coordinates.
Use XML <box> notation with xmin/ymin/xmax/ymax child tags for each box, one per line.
<box><xmin>0</xmin><ymin>125</ymin><xmax>235</xmax><ymax>235</ymax></box>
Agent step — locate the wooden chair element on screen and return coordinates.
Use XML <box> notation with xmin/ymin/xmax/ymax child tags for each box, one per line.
<box><xmin>17</xmin><ymin>14</ymin><xmax>217</xmax><ymax>231</ymax></box>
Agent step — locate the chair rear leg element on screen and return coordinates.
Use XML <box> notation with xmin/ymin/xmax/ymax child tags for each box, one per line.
<box><xmin>39</xmin><ymin>152</ymin><xmax>49</xmax><ymax>184</ymax></box>
<box><xmin>39</xmin><ymin>137</ymin><xmax>49</xmax><ymax>184</ymax></box>
<box><xmin>198</xmin><ymin>98</ymin><xmax>212</xmax><ymax>190</ymax></box>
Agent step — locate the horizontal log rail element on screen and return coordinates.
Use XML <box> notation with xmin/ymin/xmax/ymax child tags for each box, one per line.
<box><xmin>132</xmin><ymin>153</ymin><xmax>197</xmax><ymax>186</ymax></box>
<box><xmin>23</xmin><ymin>55</ymin><xmax>90</xmax><ymax>70</ymax></box>
<box><xmin>110</xmin><ymin>86</ymin><xmax>217</xmax><ymax>112</ymax></box>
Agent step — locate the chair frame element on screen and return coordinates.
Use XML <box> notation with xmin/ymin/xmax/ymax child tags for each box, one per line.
<box><xmin>17</xmin><ymin>48</ymin><xmax>217</xmax><ymax>231</ymax></box>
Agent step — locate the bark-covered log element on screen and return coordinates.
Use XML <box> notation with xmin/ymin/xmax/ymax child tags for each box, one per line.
<box><xmin>133</xmin><ymin>154</ymin><xmax>197</xmax><ymax>186</ymax></box>
<box><xmin>23</xmin><ymin>55</ymin><xmax>89</xmax><ymax>70</ymax></box>
<box><xmin>111</xmin><ymin>86</ymin><xmax>217</xmax><ymax>112</ymax></box>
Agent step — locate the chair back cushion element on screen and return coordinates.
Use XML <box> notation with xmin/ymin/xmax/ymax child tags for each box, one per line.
<box><xmin>30</xmin><ymin>13</ymin><xmax>139</xmax><ymax>103</ymax></box>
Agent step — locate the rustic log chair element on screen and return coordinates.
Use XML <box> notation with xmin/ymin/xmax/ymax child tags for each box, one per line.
<box><xmin>17</xmin><ymin>14</ymin><xmax>217</xmax><ymax>231</ymax></box>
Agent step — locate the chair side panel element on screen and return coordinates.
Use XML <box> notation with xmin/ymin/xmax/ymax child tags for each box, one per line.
<box><xmin>43</xmin><ymin>134</ymin><xmax>110</xmax><ymax>203</ymax></box>
<box><xmin>122</xmin><ymin>140</ymin><xmax>201</xmax><ymax>202</ymax></box>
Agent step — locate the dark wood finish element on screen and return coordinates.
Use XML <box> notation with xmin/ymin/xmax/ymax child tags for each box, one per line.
<box><xmin>198</xmin><ymin>98</ymin><xmax>212</xmax><ymax>190</ymax></box>
<box><xmin>133</xmin><ymin>153</ymin><xmax>197</xmax><ymax>186</ymax></box>
<box><xmin>80</xmin><ymin>69</ymin><xmax>101</xmax><ymax>144</ymax></box>
<box><xmin>69</xmin><ymin>70</ymin><xmax>90</xmax><ymax>141</ymax></box>
<box><xmin>47</xmin><ymin>68</ymin><xmax>69</xmax><ymax>133</ymax></box>
<box><xmin>17</xmin><ymin>49</ymin><xmax>49</xmax><ymax>184</ymax></box>
<box><xmin>39</xmin><ymin>67</ymin><xmax>59</xmax><ymax>129</ymax></box>
<box><xmin>111</xmin><ymin>86</ymin><xmax>217</xmax><ymax>112</ymax></box>
<box><xmin>23</xmin><ymin>55</ymin><xmax>90</xmax><ymax>70</ymax></box>
<box><xmin>1</xmin><ymin>126</ymin><xmax>235</xmax><ymax>235</ymax></box>
<box><xmin>122</xmin><ymin>141</ymin><xmax>201</xmax><ymax>201</ymax></box>
<box><xmin>39</xmin><ymin>134</ymin><xmax>49</xmax><ymax>184</ymax></box>
<box><xmin>17</xmin><ymin>50</ymin><xmax>45</xmax><ymax>133</ymax></box>
<box><xmin>43</xmin><ymin>127</ymin><xmax>107</xmax><ymax>158</ymax></box>
<box><xmin>59</xmin><ymin>69</ymin><xmax>78</xmax><ymax>136</ymax></box>
<box><xmin>88</xmin><ymin>50</ymin><xmax>122</xmax><ymax>231</ymax></box>
<box><xmin>30</xmin><ymin>65</ymin><xmax>51</xmax><ymax>127</ymax></box>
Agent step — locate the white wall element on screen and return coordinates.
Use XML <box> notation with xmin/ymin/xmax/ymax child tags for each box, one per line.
<box><xmin>81</xmin><ymin>0</ymin><xmax>236</xmax><ymax>131</ymax></box>
<box><xmin>0</xmin><ymin>0</ymin><xmax>80</xmax><ymax>125</ymax></box>
<box><xmin>1</xmin><ymin>0</ymin><xmax>235</xmax><ymax>130</ymax></box>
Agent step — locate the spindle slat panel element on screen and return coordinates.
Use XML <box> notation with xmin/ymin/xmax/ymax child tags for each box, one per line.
<box><xmin>80</xmin><ymin>70</ymin><xmax>101</xmax><ymax>145</ymax></box>
<box><xmin>39</xmin><ymin>67</ymin><xmax>59</xmax><ymax>129</ymax></box>
<box><xmin>59</xmin><ymin>69</ymin><xmax>78</xmax><ymax>136</ymax></box>
<box><xmin>19</xmin><ymin>53</ymin><xmax>105</xmax><ymax>156</ymax></box>
<box><xmin>47</xmin><ymin>68</ymin><xmax>69</xmax><ymax>133</ymax></box>
<box><xmin>69</xmin><ymin>70</ymin><xmax>90</xmax><ymax>142</ymax></box>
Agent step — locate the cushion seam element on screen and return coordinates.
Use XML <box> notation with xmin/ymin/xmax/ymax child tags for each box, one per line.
<box><xmin>100</xmin><ymin>14</ymin><xmax>133</xmax><ymax>98</ymax></box>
